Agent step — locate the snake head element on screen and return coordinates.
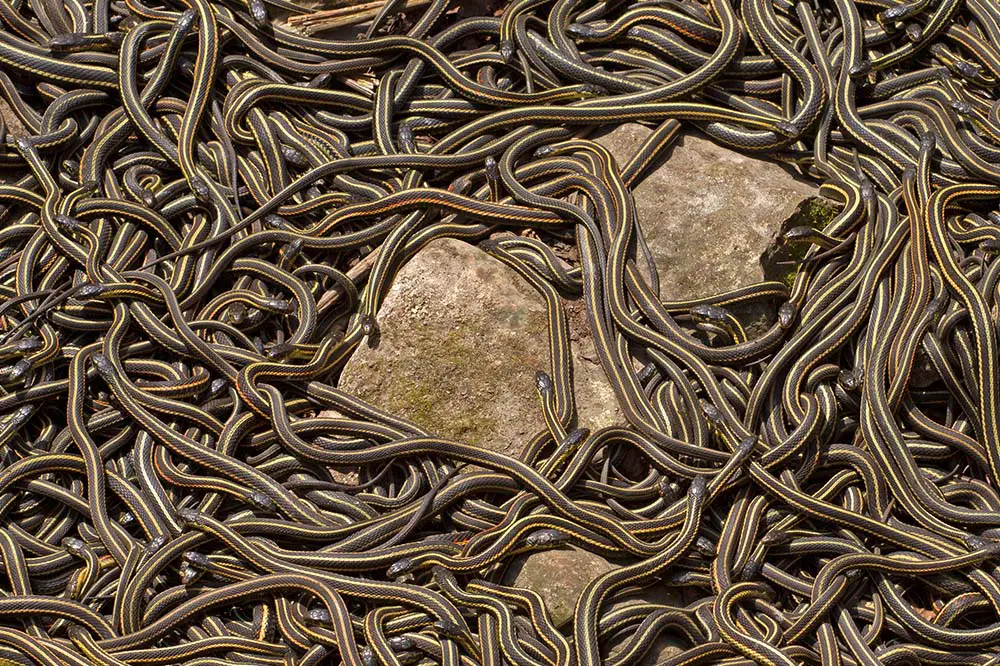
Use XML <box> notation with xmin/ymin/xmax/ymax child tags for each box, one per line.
<box><xmin>499</xmin><ymin>40</ymin><xmax>516</xmax><ymax>64</ymax></box>
<box><xmin>637</xmin><ymin>361</ymin><xmax>658</xmax><ymax>384</ymax></box>
<box><xmin>91</xmin><ymin>354</ymin><xmax>115</xmax><ymax>380</ymax></box>
<box><xmin>925</xmin><ymin>294</ymin><xmax>948</xmax><ymax>321</ymax></box>
<box><xmin>182</xmin><ymin>551</ymin><xmax>211</xmax><ymax>568</ymax></box>
<box><xmin>838</xmin><ymin>368</ymin><xmax>863</xmax><ymax>392</ymax></box>
<box><xmin>566</xmin><ymin>23</ymin><xmax>597</xmax><ymax>39</ymax></box>
<box><xmin>398</xmin><ymin>123</ymin><xmax>416</xmax><ymax>153</ymax></box>
<box><xmin>77</xmin><ymin>283</ymin><xmax>106</xmax><ymax>299</ymax></box>
<box><xmin>145</xmin><ymin>535</ymin><xmax>168</xmax><ymax>554</ymax></box>
<box><xmin>668</xmin><ymin>570</ymin><xmax>698</xmax><ymax>584</ymax></box>
<box><xmin>176</xmin><ymin>507</ymin><xmax>205</xmax><ymax>527</ymax></box>
<box><xmin>965</xmin><ymin>534</ymin><xmax>1000</xmax><ymax>557</ymax></box>
<box><xmin>778</xmin><ymin>302</ymin><xmax>798</xmax><ymax>330</ymax></box>
<box><xmin>879</xmin><ymin>4</ymin><xmax>909</xmax><ymax>21</ymax></box>
<box><xmin>48</xmin><ymin>33</ymin><xmax>89</xmax><ymax>53</ymax></box>
<box><xmin>535</xmin><ymin>370</ymin><xmax>554</xmax><ymax>395</ymax></box>
<box><xmin>433</xmin><ymin>619</ymin><xmax>465</xmax><ymax>638</ymax></box>
<box><xmin>533</xmin><ymin>144</ymin><xmax>554</xmax><ymax>158</ymax></box>
<box><xmin>431</xmin><ymin>566</ymin><xmax>459</xmax><ymax>588</ymax></box>
<box><xmin>8</xmin><ymin>405</ymin><xmax>32</xmax><ymax>428</ymax></box>
<box><xmin>208</xmin><ymin>378</ymin><xmax>228</xmax><ymax>397</ymax></box>
<box><xmin>700</xmin><ymin>400</ymin><xmax>724</xmax><ymax>424</ymax></box>
<box><xmin>693</xmin><ymin>535</ymin><xmax>716</xmax><ymax>556</ymax></box>
<box><xmin>388</xmin><ymin>636</ymin><xmax>414</xmax><ymax>651</ymax></box>
<box><xmin>740</xmin><ymin>559</ymin><xmax>763</xmax><ymax>580</ymax></box>
<box><xmin>282</xmin><ymin>146</ymin><xmax>308</xmax><ymax>167</ymax></box>
<box><xmin>774</xmin><ymin>120</ymin><xmax>799</xmax><ymax>139</ymax></box>
<box><xmin>246</xmin><ymin>491</ymin><xmax>278</xmax><ymax>513</ymax></box>
<box><xmin>760</xmin><ymin>530</ymin><xmax>790</xmax><ymax>546</ymax></box>
<box><xmin>265</xmin><ymin>214</ymin><xmax>291</xmax><ymax>231</ymax></box>
<box><xmin>561</xmin><ymin>428</ymin><xmax>589</xmax><ymax>452</ymax></box>
<box><xmin>387</xmin><ymin>558</ymin><xmax>415</xmax><ymax>578</ymax></box>
<box><xmin>306</xmin><ymin>607</ymin><xmax>332</xmax><ymax>624</ymax></box>
<box><xmin>981</xmin><ymin>239</ymin><xmax>1000</xmax><ymax>254</ymax></box>
<box><xmin>736</xmin><ymin>436</ymin><xmax>756</xmax><ymax>461</ymax></box>
<box><xmin>248</xmin><ymin>0</ymin><xmax>268</xmax><ymax>26</ymax></box>
<box><xmin>783</xmin><ymin>226</ymin><xmax>819</xmax><ymax>244</ymax></box>
<box><xmin>189</xmin><ymin>176</ymin><xmax>211</xmax><ymax>201</ymax></box>
<box><xmin>658</xmin><ymin>478</ymin><xmax>680</xmax><ymax>500</ymax></box>
<box><xmin>262</xmin><ymin>298</ymin><xmax>294</xmax><ymax>314</ymax></box>
<box><xmin>13</xmin><ymin>337</ymin><xmax>41</xmax><ymax>352</ymax></box>
<box><xmin>950</xmin><ymin>98</ymin><xmax>974</xmax><ymax>115</ymax></box>
<box><xmin>689</xmin><ymin>475</ymin><xmax>708</xmax><ymax>501</ymax></box>
<box><xmin>175</xmin><ymin>9</ymin><xmax>198</xmax><ymax>35</ymax></box>
<box><xmin>7</xmin><ymin>358</ymin><xmax>33</xmax><ymax>382</ymax></box>
<box><xmin>956</xmin><ymin>61</ymin><xmax>982</xmax><ymax>80</ymax></box>
<box><xmin>62</xmin><ymin>537</ymin><xmax>86</xmax><ymax>555</ymax></box>
<box><xmin>359</xmin><ymin>646</ymin><xmax>377</xmax><ymax>666</ymax></box>
<box><xmin>55</xmin><ymin>214</ymin><xmax>82</xmax><ymax>231</ymax></box>
<box><xmin>178</xmin><ymin>563</ymin><xmax>201</xmax><ymax>585</ymax></box>
<box><xmin>484</xmin><ymin>155</ymin><xmax>500</xmax><ymax>180</ymax></box>
<box><xmin>848</xmin><ymin>59</ymin><xmax>872</xmax><ymax>79</ymax></box>
<box><xmin>282</xmin><ymin>237</ymin><xmax>304</xmax><ymax>260</ymax></box>
<box><xmin>690</xmin><ymin>304</ymin><xmax>730</xmax><ymax>324</ymax></box>
<box><xmin>860</xmin><ymin>178</ymin><xmax>876</xmax><ymax>201</ymax></box>
<box><xmin>360</xmin><ymin>314</ymin><xmax>379</xmax><ymax>341</ymax></box>
<box><xmin>524</xmin><ymin>528</ymin><xmax>568</xmax><ymax>548</ymax></box>
<box><xmin>579</xmin><ymin>83</ymin><xmax>606</xmax><ymax>98</ymax></box>
<box><xmin>267</xmin><ymin>343</ymin><xmax>295</xmax><ymax>360</ymax></box>
<box><xmin>905</xmin><ymin>23</ymin><xmax>923</xmax><ymax>42</ymax></box>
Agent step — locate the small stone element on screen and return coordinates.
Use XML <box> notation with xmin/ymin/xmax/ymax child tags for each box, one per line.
<box><xmin>505</xmin><ymin>547</ymin><xmax>688</xmax><ymax>633</ymax></box>
<box><xmin>504</xmin><ymin>547</ymin><xmax>614</xmax><ymax>628</ymax></box>
<box><xmin>340</xmin><ymin>238</ymin><xmax>620</xmax><ymax>460</ymax></box>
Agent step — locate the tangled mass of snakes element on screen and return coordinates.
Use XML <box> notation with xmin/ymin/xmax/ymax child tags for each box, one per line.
<box><xmin>9</xmin><ymin>0</ymin><xmax>1000</xmax><ymax>663</ymax></box>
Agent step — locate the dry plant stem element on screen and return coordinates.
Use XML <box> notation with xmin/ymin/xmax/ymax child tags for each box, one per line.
<box><xmin>287</xmin><ymin>0</ymin><xmax>432</xmax><ymax>33</ymax></box>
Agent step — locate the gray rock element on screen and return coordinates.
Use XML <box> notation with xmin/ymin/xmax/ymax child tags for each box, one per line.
<box><xmin>596</xmin><ymin>124</ymin><xmax>820</xmax><ymax>303</ymax></box>
<box><xmin>505</xmin><ymin>547</ymin><xmax>688</xmax><ymax>664</ymax></box>
<box><xmin>339</xmin><ymin>238</ymin><xmax>620</xmax><ymax>460</ymax></box>
<box><xmin>504</xmin><ymin>547</ymin><xmax>615</xmax><ymax>628</ymax></box>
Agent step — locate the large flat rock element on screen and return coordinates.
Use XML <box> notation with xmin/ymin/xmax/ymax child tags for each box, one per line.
<box><xmin>596</xmin><ymin>124</ymin><xmax>820</xmax><ymax>301</ymax></box>
<box><xmin>339</xmin><ymin>238</ymin><xmax>620</xmax><ymax>459</ymax></box>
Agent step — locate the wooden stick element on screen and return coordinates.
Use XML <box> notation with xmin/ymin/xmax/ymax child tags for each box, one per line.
<box><xmin>287</xmin><ymin>0</ymin><xmax>431</xmax><ymax>34</ymax></box>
